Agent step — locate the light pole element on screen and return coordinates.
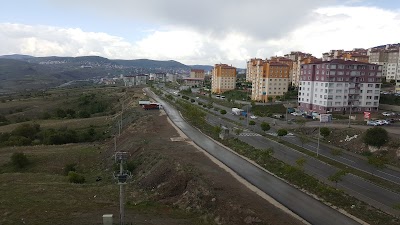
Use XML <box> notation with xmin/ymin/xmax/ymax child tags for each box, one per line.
<box><xmin>348</xmin><ymin>105</ymin><xmax>353</xmax><ymax>128</ymax></box>
<box><xmin>317</xmin><ymin>125</ymin><xmax>320</xmax><ymax>157</ymax></box>
<box><xmin>115</xmin><ymin>152</ymin><xmax>130</xmax><ymax>225</ymax></box>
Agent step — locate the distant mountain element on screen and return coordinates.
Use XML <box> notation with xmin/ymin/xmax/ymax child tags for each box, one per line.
<box><xmin>189</xmin><ymin>65</ymin><xmax>213</xmax><ymax>71</ymax></box>
<box><xmin>113</xmin><ymin>59</ymin><xmax>189</xmax><ymax>70</ymax></box>
<box><xmin>0</xmin><ymin>54</ymin><xmax>35</xmax><ymax>60</ymax></box>
<box><xmin>0</xmin><ymin>55</ymin><xmax>197</xmax><ymax>94</ymax></box>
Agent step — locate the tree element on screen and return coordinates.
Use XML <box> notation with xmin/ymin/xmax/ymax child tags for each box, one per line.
<box><xmin>267</xmin><ymin>96</ymin><xmax>273</xmax><ymax>102</ymax></box>
<box><xmin>320</xmin><ymin>127</ymin><xmax>330</xmax><ymax>138</ymax></box>
<box><xmin>251</xmin><ymin>100</ymin><xmax>256</xmax><ymax>107</ymax></box>
<box><xmin>328</xmin><ymin>170</ymin><xmax>347</xmax><ymax>188</ymax></box>
<box><xmin>277</xmin><ymin>129</ymin><xmax>288</xmax><ymax>136</ymax></box>
<box><xmin>220</xmin><ymin>109</ymin><xmax>227</xmax><ymax>115</ymax></box>
<box><xmin>363</xmin><ymin>127</ymin><xmax>388</xmax><ymax>147</ymax></box>
<box><xmin>260</xmin><ymin>122</ymin><xmax>270</xmax><ymax>131</ymax></box>
<box><xmin>275</xmin><ymin>96</ymin><xmax>281</xmax><ymax>100</ymax></box>
<box><xmin>11</xmin><ymin>152</ymin><xmax>30</xmax><ymax>168</ymax></box>
<box><xmin>213</xmin><ymin>125</ymin><xmax>222</xmax><ymax>135</ymax></box>
<box><xmin>249</xmin><ymin>120</ymin><xmax>256</xmax><ymax>125</ymax></box>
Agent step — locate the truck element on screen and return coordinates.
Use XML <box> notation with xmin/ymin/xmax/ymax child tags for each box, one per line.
<box><xmin>232</xmin><ymin>108</ymin><xmax>242</xmax><ymax>115</ymax></box>
<box><xmin>241</xmin><ymin>111</ymin><xmax>247</xmax><ymax>117</ymax></box>
<box><xmin>139</xmin><ymin>100</ymin><xmax>151</xmax><ymax>105</ymax></box>
<box><xmin>143</xmin><ymin>103</ymin><xmax>160</xmax><ymax>110</ymax></box>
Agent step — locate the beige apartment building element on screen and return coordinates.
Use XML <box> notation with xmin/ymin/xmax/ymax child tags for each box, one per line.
<box><xmin>211</xmin><ymin>64</ymin><xmax>236</xmax><ymax>94</ymax></box>
<box><xmin>283</xmin><ymin>52</ymin><xmax>314</xmax><ymax>87</ymax></box>
<box><xmin>190</xmin><ymin>69</ymin><xmax>205</xmax><ymax>79</ymax></box>
<box><xmin>247</xmin><ymin>59</ymin><xmax>290</xmax><ymax>102</ymax></box>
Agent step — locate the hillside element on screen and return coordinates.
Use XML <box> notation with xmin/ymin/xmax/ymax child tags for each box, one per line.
<box><xmin>0</xmin><ymin>55</ymin><xmax>213</xmax><ymax>93</ymax></box>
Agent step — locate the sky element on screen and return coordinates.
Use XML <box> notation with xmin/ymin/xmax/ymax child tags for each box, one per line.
<box><xmin>0</xmin><ymin>0</ymin><xmax>400</xmax><ymax>67</ymax></box>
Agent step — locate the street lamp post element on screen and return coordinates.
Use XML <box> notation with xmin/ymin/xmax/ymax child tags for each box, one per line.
<box><xmin>348</xmin><ymin>105</ymin><xmax>353</xmax><ymax>128</ymax></box>
<box><xmin>317</xmin><ymin>125</ymin><xmax>320</xmax><ymax>157</ymax></box>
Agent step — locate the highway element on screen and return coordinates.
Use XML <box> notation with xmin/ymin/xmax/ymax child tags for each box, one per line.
<box><xmin>146</xmin><ymin>88</ymin><xmax>362</xmax><ymax>225</ymax></box>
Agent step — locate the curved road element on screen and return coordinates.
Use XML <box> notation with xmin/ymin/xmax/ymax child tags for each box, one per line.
<box><xmin>146</xmin><ymin>88</ymin><xmax>361</xmax><ymax>225</ymax></box>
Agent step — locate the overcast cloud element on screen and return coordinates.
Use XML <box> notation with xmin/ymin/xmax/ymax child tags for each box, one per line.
<box><xmin>1</xmin><ymin>1</ymin><xmax>400</xmax><ymax>67</ymax></box>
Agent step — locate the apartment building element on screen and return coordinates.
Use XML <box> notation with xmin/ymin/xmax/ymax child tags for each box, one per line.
<box><xmin>123</xmin><ymin>74</ymin><xmax>148</xmax><ymax>86</ymax></box>
<box><xmin>369</xmin><ymin>45</ymin><xmax>399</xmax><ymax>82</ymax></box>
<box><xmin>369</xmin><ymin>49</ymin><xmax>388</xmax><ymax>79</ymax></box>
<box><xmin>247</xmin><ymin>59</ymin><xmax>290</xmax><ymax>102</ymax></box>
<box><xmin>283</xmin><ymin>51</ymin><xmax>314</xmax><ymax>87</ymax></box>
<box><xmin>298</xmin><ymin>59</ymin><xmax>382</xmax><ymax>113</ymax></box>
<box><xmin>190</xmin><ymin>69</ymin><xmax>205</xmax><ymax>79</ymax></box>
<box><xmin>322</xmin><ymin>49</ymin><xmax>369</xmax><ymax>63</ymax></box>
<box><xmin>211</xmin><ymin>64</ymin><xmax>237</xmax><ymax>94</ymax></box>
<box><xmin>182</xmin><ymin>77</ymin><xmax>204</xmax><ymax>87</ymax></box>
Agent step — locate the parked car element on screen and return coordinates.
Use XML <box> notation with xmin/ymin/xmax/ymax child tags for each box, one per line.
<box><xmin>375</xmin><ymin>120</ymin><xmax>385</xmax><ymax>126</ymax></box>
<box><xmin>250</xmin><ymin>115</ymin><xmax>257</xmax><ymax>119</ymax></box>
<box><xmin>382</xmin><ymin>112</ymin><xmax>395</xmax><ymax>116</ymax></box>
<box><xmin>303</xmin><ymin>114</ymin><xmax>313</xmax><ymax>119</ymax></box>
<box><xmin>291</xmin><ymin>112</ymin><xmax>303</xmax><ymax>116</ymax></box>
<box><xmin>367</xmin><ymin>120</ymin><xmax>378</xmax><ymax>126</ymax></box>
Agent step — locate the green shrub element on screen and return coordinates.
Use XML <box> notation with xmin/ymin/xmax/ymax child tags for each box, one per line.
<box><xmin>260</xmin><ymin>122</ymin><xmax>270</xmax><ymax>131</ymax></box>
<box><xmin>249</xmin><ymin>120</ymin><xmax>256</xmax><ymax>125</ymax></box>
<box><xmin>363</xmin><ymin>127</ymin><xmax>388</xmax><ymax>147</ymax></box>
<box><xmin>277</xmin><ymin>129</ymin><xmax>288</xmax><ymax>136</ymax></box>
<box><xmin>68</xmin><ymin>171</ymin><xmax>85</xmax><ymax>184</ymax></box>
<box><xmin>320</xmin><ymin>127</ymin><xmax>330</xmax><ymax>138</ymax></box>
<box><xmin>64</xmin><ymin>163</ymin><xmax>77</xmax><ymax>175</ymax></box>
<box><xmin>220</xmin><ymin>109</ymin><xmax>227</xmax><ymax>115</ymax></box>
<box><xmin>190</xmin><ymin>99</ymin><xmax>195</xmax><ymax>103</ymax></box>
<box><xmin>11</xmin><ymin>152</ymin><xmax>30</xmax><ymax>168</ymax></box>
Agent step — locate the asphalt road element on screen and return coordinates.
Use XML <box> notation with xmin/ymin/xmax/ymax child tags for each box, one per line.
<box><xmin>180</xmin><ymin>90</ymin><xmax>400</xmax><ymax>186</ymax></box>
<box><xmin>147</xmin><ymin>88</ymin><xmax>361</xmax><ymax>225</ymax></box>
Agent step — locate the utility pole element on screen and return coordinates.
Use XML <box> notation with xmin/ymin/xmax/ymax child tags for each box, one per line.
<box><xmin>348</xmin><ymin>105</ymin><xmax>353</xmax><ymax>128</ymax></box>
<box><xmin>285</xmin><ymin>101</ymin><xmax>289</xmax><ymax>124</ymax></box>
<box><xmin>317</xmin><ymin>125</ymin><xmax>320</xmax><ymax>157</ymax></box>
<box><xmin>115</xmin><ymin>152</ymin><xmax>130</xmax><ymax>225</ymax></box>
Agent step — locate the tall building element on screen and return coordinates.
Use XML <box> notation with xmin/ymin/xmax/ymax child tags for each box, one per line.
<box><xmin>247</xmin><ymin>58</ymin><xmax>290</xmax><ymax>102</ymax></box>
<box><xmin>190</xmin><ymin>69</ymin><xmax>205</xmax><ymax>79</ymax></box>
<box><xmin>284</xmin><ymin>51</ymin><xmax>314</xmax><ymax>87</ymax></box>
<box><xmin>322</xmin><ymin>49</ymin><xmax>369</xmax><ymax>62</ymax></box>
<box><xmin>298</xmin><ymin>59</ymin><xmax>382</xmax><ymax>113</ymax></box>
<box><xmin>369</xmin><ymin>45</ymin><xmax>399</xmax><ymax>82</ymax></box>
<box><xmin>211</xmin><ymin>64</ymin><xmax>237</xmax><ymax>94</ymax></box>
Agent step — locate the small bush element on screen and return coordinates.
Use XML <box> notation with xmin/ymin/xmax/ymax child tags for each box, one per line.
<box><xmin>11</xmin><ymin>152</ymin><xmax>30</xmax><ymax>168</ymax></box>
<box><xmin>220</xmin><ymin>109</ymin><xmax>227</xmax><ymax>115</ymax></box>
<box><xmin>249</xmin><ymin>120</ymin><xmax>256</xmax><ymax>125</ymax></box>
<box><xmin>320</xmin><ymin>127</ymin><xmax>330</xmax><ymax>138</ymax></box>
<box><xmin>277</xmin><ymin>129</ymin><xmax>288</xmax><ymax>136</ymax></box>
<box><xmin>68</xmin><ymin>171</ymin><xmax>85</xmax><ymax>184</ymax></box>
<box><xmin>260</xmin><ymin>122</ymin><xmax>270</xmax><ymax>131</ymax></box>
<box><xmin>64</xmin><ymin>163</ymin><xmax>77</xmax><ymax>176</ymax></box>
<box><xmin>190</xmin><ymin>99</ymin><xmax>195</xmax><ymax>103</ymax></box>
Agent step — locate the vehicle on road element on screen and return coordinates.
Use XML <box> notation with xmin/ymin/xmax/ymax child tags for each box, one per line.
<box><xmin>273</xmin><ymin>114</ymin><xmax>284</xmax><ymax>119</ymax></box>
<box><xmin>366</xmin><ymin>120</ymin><xmax>378</xmax><ymax>126</ymax></box>
<box><xmin>382</xmin><ymin>112</ymin><xmax>392</xmax><ymax>116</ymax></box>
<box><xmin>250</xmin><ymin>115</ymin><xmax>257</xmax><ymax>119</ymax></box>
<box><xmin>375</xmin><ymin>120</ymin><xmax>385</xmax><ymax>126</ymax></box>
<box><xmin>291</xmin><ymin>112</ymin><xmax>303</xmax><ymax>116</ymax></box>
